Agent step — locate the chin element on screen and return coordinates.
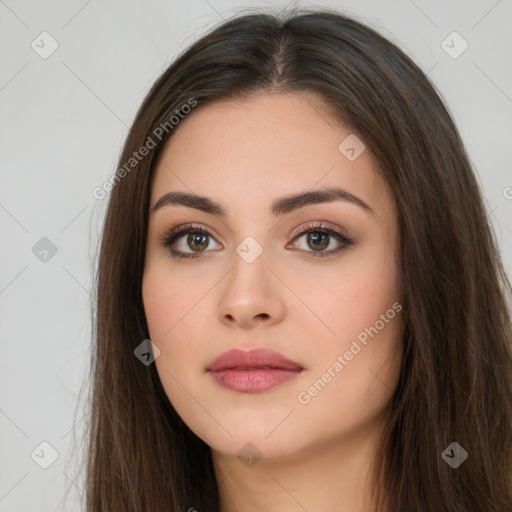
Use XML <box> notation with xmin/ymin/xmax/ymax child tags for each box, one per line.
<box><xmin>189</xmin><ymin>414</ymin><xmax>314</xmax><ymax>464</ymax></box>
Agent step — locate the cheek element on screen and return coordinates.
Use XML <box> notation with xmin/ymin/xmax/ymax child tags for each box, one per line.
<box><xmin>142</xmin><ymin>266</ymin><xmax>219</xmax><ymax>439</ymax></box>
<box><xmin>142</xmin><ymin>271</ymin><xmax>176</xmax><ymax>341</ymax></box>
<box><xmin>294</xmin><ymin>268</ymin><xmax>402</xmax><ymax>440</ymax></box>
<box><xmin>142</xmin><ymin>262</ymin><xmax>214</xmax><ymax>376</ymax></box>
<box><xmin>290</xmin><ymin>243</ymin><xmax>399</xmax><ymax>343</ymax></box>
<box><xmin>292</xmin><ymin>241</ymin><xmax>402</xmax><ymax>403</ymax></box>
<box><xmin>142</xmin><ymin>259</ymin><xmax>207</xmax><ymax>343</ymax></box>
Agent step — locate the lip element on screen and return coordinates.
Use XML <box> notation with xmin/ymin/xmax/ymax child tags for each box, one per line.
<box><xmin>207</xmin><ymin>348</ymin><xmax>304</xmax><ymax>393</ymax></box>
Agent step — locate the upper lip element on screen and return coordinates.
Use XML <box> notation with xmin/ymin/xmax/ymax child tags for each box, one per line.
<box><xmin>207</xmin><ymin>348</ymin><xmax>303</xmax><ymax>372</ymax></box>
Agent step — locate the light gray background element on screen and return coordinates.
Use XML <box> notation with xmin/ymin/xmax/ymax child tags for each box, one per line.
<box><xmin>1</xmin><ymin>1</ymin><xmax>511</xmax><ymax>511</ymax></box>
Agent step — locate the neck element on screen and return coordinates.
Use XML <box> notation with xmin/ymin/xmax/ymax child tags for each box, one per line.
<box><xmin>211</xmin><ymin>415</ymin><xmax>387</xmax><ymax>512</ymax></box>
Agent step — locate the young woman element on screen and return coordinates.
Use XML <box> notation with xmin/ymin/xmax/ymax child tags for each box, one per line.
<box><xmin>85</xmin><ymin>7</ymin><xmax>512</xmax><ymax>511</ymax></box>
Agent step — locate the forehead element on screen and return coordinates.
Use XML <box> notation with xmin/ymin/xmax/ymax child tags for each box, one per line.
<box><xmin>149</xmin><ymin>92</ymin><xmax>386</xmax><ymax>212</ymax></box>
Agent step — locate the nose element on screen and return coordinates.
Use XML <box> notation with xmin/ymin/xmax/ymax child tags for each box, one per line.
<box><xmin>217</xmin><ymin>248</ymin><xmax>286</xmax><ymax>329</ymax></box>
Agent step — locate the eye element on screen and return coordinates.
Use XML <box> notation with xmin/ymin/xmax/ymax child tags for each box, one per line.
<box><xmin>158</xmin><ymin>222</ymin><xmax>354</xmax><ymax>261</ymax></box>
<box><xmin>158</xmin><ymin>223</ymin><xmax>221</xmax><ymax>260</ymax></box>
<box><xmin>287</xmin><ymin>222</ymin><xmax>354</xmax><ymax>258</ymax></box>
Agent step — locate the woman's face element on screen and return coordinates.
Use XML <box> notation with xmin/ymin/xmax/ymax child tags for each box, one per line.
<box><xmin>142</xmin><ymin>91</ymin><xmax>403</xmax><ymax>462</ymax></box>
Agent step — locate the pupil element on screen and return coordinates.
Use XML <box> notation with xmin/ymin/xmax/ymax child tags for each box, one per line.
<box><xmin>188</xmin><ymin>233</ymin><xmax>208</xmax><ymax>251</ymax></box>
<box><xmin>308</xmin><ymin>232</ymin><xmax>328</xmax><ymax>251</ymax></box>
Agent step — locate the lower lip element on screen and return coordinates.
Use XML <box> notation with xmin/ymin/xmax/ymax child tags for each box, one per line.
<box><xmin>208</xmin><ymin>368</ymin><xmax>303</xmax><ymax>393</ymax></box>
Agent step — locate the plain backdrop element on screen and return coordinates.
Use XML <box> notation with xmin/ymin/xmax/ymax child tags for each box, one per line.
<box><xmin>1</xmin><ymin>1</ymin><xmax>511</xmax><ymax>510</ymax></box>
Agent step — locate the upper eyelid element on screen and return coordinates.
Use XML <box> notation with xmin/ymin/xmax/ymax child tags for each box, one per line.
<box><xmin>158</xmin><ymin>223</ymin><xmax>216</xmax><ymax>245</ymax></box>
<box><xmin>289</xmin><ymin>221</ymin><xmax>349</xmax><ymax>239</ymax></box>
<box><xmin>163</xmin><ymin>221</ymin><xmax>345</xmax><ymax>241</ymax></box>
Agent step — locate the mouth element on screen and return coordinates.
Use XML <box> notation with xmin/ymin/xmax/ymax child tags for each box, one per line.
<box><xmin>230</xmin><ymin>365</ymin><xmax>288</xmax><ymax>370</ymax></box>
<box><xmin>206</xmin><ymin>348</ymin><xmax>304</xmax><ymax>393</ymax></box>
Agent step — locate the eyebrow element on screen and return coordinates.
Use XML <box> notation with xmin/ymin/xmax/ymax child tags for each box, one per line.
<box><xmin>152</xmin><ymin>186</ymin><xmax>375</xmax><ymax>217</ymax></box>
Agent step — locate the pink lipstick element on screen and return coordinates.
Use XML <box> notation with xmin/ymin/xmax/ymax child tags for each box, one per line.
<box><xmin>207</xmin><ymin>348</ymin><xmax>304</xmax><ymax>393</ymax></box>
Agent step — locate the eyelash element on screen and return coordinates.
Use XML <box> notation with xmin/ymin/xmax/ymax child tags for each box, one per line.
<box><xmin>158</xmin><ymin>222</ymin><xmax>354</xmax><ymax>261</ymax></box>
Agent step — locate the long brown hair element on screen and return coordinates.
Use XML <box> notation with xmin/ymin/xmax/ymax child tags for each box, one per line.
<box><xmin>81</xmin><ymin>7</ymin><xmax>512</xmax><ymax>511</ymax></box>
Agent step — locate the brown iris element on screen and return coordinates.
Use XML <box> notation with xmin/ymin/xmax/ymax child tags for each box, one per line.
<box><xmin>187</xmin><ymin>232</ymin><xmax>209</xmax><ymax>252</ymax></box>
<box><xmin>307</xmin><ymin>232</ymin><xmax>329</xmax><ymax>251</ymax></box>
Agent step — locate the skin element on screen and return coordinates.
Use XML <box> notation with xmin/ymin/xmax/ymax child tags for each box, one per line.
<box><xmin>142</xmin><ymin>91</ymin><xmax>403</xmax><ymax>512</ymax></box>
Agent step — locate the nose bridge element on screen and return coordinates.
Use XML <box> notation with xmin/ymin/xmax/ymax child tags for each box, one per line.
<box><xmin>217</xmin><ymin>236</ymin><xmax>285</xmax><ymax>327</ymax></box>
<box><xmin>227</xmin><ymin>236</ymin><xmax>270</xmax><ymax>298</ymax></box>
